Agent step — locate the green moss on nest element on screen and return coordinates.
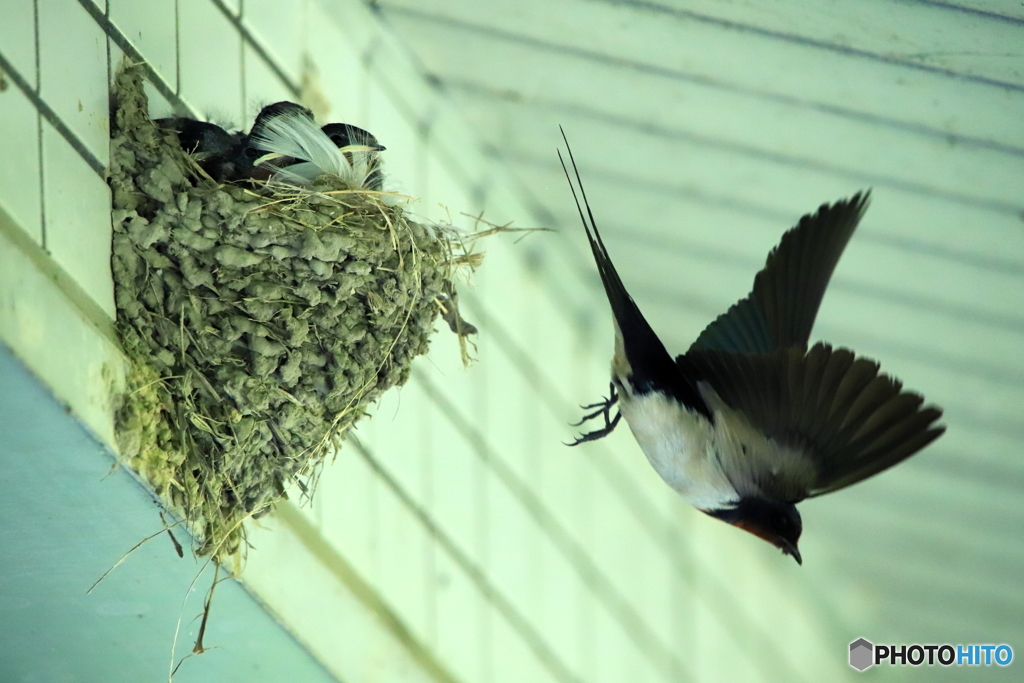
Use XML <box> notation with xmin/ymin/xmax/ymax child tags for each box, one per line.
<box><xmin>108</xmin><ymin>63</ymin><xmax>473</xmax><ymax>558</ymax></box>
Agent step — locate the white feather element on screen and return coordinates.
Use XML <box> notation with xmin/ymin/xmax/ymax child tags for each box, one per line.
<box><xmin>249</xmin><ymin>110</ymin><xmax>379</xmax><ymax>188</ymax></box>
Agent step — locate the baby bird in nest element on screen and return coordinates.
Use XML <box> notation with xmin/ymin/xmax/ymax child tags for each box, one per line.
<box><xmin>159</xmin><ymin>101</ymin><xmax>385</xmax><ymax>189</ymax></box>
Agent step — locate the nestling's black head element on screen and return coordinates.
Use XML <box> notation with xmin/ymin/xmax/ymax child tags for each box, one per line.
<box><xmin>706</xmin><ymin>499</ymin><xmax>803</xmax><ymax>564</ymax></box>
<box><xmin>320</xmin><ymin>123</ymin><xmax>386</xmax><ymax>190</ymax></box>
<box><xmin>250</xmin><ymin>101</ymin><xmax>314</xmax><ymax>137</ymax></box>
<box><xmin>159</xmin><ymin>119</ymin><xmax>238</xmax><ymax>158</ymax></box>
<box><xmin>321</xmin><ymin>123</ymin><xmax>386</xmax><ymax>152</ymax></box>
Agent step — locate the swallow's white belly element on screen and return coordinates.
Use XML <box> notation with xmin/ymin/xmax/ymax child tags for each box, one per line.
<box><xmin>618</xmin><ymin>381</ymin><xmax>817</xmax><ymax>508</ymax></box>
<box><xmin>618</xmin><ymin>389</ymin><xmax>739</xmax><ymax>511</ymax></box>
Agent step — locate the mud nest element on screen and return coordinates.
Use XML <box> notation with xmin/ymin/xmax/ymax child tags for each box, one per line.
<box><xmin>108</xmin><ymin>64</ymin><xmax>476</xmax><ymax>558</ymax></box>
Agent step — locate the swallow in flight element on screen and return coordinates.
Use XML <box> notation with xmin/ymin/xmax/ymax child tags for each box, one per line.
<box><xmin>560</xmin><ymin>130</ymin><xmax>944</xmax><ymax>564</ymax></box>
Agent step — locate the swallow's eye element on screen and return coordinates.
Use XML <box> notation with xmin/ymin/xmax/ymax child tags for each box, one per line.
<box><xmin>774</xmin><ymin>514</ymin><xmax>791</xmax><ymax>532</ymax></box>
<box><xmin>243</xmin><ymin>146</ymin><xmax>260</xmax><ymax>159</ymax></box>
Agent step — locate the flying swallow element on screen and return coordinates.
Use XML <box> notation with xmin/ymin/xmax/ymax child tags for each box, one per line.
<box><xmin>560</xmin><ymin>130</ymin><xmax>945</xmax><ymax>564</ymax></box>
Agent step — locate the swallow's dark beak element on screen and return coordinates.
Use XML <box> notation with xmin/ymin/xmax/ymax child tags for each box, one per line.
<box><xmin>780</xmin><ymin>539</ymin><xmax>802</xmax><ymax>565</ymax></box>
<box><xmin>709</xmin><ymin>500</ymin><xmax>804</xmax><ymax>565</ymax></box>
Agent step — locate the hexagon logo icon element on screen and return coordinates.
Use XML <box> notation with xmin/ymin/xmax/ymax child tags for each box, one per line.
<box><xmin>849</xmin><ymin>638</ymin><xmax>874</xmax><ymax>671</ymax></box>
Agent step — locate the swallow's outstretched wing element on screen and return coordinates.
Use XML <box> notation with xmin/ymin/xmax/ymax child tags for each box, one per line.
<box><xmin>686</xmin><ymin>342</ymin><xmax>944</xmax><ymax>499</ymax></box>
<box><xmin>691</xmin><ymin>193</ymin><xmax>870</xmax><ymax>354</ymax></box>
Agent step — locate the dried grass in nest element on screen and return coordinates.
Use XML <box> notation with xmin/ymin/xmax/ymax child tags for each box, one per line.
<box><xmin>108</xmin><ymin>62</ymin><xmax>478</xmax><ymax>560</ymax></box>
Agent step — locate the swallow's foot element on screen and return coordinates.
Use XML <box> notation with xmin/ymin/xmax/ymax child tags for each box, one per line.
<box><xmin>567</xmin><ymin>383</ymin><xmax>621</xmax><ymax>445</ymax></box>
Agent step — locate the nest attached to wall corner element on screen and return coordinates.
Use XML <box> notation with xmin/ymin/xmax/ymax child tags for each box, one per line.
<box><xmin>108</xmin><ymin>63</ymin><xmax>478</xmax><ymax>560</ymax></box>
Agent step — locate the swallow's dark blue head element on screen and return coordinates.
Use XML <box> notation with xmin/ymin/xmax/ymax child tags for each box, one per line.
<box><xmin>706</xmin><ymin>499</ymin><xmax>803</xmax><ymax>564</ymax></box>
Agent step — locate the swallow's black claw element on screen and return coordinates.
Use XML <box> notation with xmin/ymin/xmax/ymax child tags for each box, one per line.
<box><xmin>567</xmin><ymin>410</ymin><xmax>622</xmax><ymax>446</ymax></box>
<box><xmin>568</xmin><ymin>382</ymin><xmax>621</xmax><ymax>445</ymax></box>
<box><xmin>569</xmin><ymin>404</ymin><xmax>605</xmax><ymax>427</ymax></box>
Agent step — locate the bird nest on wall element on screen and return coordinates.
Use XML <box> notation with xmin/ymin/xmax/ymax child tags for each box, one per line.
<box><xmin>108</xmin><ymin>62</ymin><xmax>479</xmax><ymax>561</ymax></box>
